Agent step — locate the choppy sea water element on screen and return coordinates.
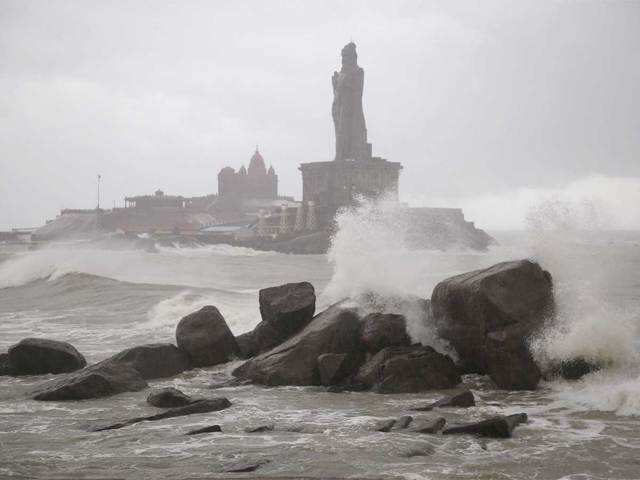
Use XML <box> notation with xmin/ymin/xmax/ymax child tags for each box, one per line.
<box><xmin>1</xmin><ymin>230</ymin><xmax>640</xmax><ymax>480</ymax></box>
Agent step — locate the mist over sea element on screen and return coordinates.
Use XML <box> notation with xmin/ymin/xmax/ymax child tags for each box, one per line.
<box><xmin>1</xmin><ymin>215</ymin><xmax>640</xmax><ymax>479</ymax></box>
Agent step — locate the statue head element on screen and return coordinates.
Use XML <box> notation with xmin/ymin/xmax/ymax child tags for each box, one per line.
<box><xmin>341</xmin><ymin>42</ymin><xmax>358</xmax><ymax>68</ymax></box>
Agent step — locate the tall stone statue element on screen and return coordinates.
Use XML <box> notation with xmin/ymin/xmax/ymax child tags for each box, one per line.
<box><xmin>332</xmin><ymin>42</ymin><xmax>371</xmax><ymax>162</ymax></box>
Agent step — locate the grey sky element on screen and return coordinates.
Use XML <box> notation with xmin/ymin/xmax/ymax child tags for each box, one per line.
<box><xmin>1</xmin><ymin>0</ymin><xmax>639</xmax><ymax>230</ymax></box>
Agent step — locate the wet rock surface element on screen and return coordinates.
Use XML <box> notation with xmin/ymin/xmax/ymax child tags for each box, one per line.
<box><xmin>360</xmin><ymin>313</ymin><xmax>410</xmax><ymax>354</ymax></box>
<box><xmin>237</xmin><ymin>282</ymin><xmax>316</xmax><ymax>358</ymax></box>
<box><xmin>176</xmin><ymin>306</ymin><xmax>238</xmax><ymax>367</ymax></box>
<box><xmin>7</xmin><ymin>338</ymin><xmax>86</xmax><ymax>376</ymax></box>
<box><xmin>105</xmin><ymin>343</ymin><xmax>190</xmax><ymax>380</ymax></box>
<box><xmin>548</xmin><ymin>357</ymin><xmax>603</xmax><ymax>380</ymax></box>
<box><xmin>32</xmin><ymin>362</ymin><xmax>147</xmax><ymax>401</ymax></box>
<box><xmin>0</xmin><ymin>353</ymin><xmax>11</xmax><ymax>376</ymax></box>
<box><xmin>411</xmin><ymin>417</ymin><xmax>447</xmax><ymax>434</ymax></box>
<box><xmin>147</xmin><ymin>387</ymin><xmax>194</xmax><ymax>408</ymax></box>
<box><xmin>223</xmin><ymin>459</ymin><xmax>270</xmax><ymax>473</ymax></box>
<box><xmin>186</xmin><ymin>424</ymin><xmax>222</xmax><ymax>435</ymax></box>
<box><xmin>442</xmin><ymin>413</ymin><xmax>528</xmax><ymax>438</ymax></box>
<box><xmin>413</xmin><ymin>389</ymin><xmax>475</xmax><ymax>411</ymax></box>
<box><xmin>244</xmin><ymin>423</ymin><xmax>275</xmax><ymax>433</ymax></box>
<box><xmin>93</xmin><ymin>397</ymin><xmax>232</xmax><ymax>431</ymax></box>
<box><xmin>431</xmin><ymin>260</ymin><xmax>553</xmax><ymax>390</ymax></box>
<box><xmin>233</xmin><ymin>304</ymin><xmax>364</xmax><ymax>386</ymax></box>
<box><xmin>355</xmin><ymin>345</ymin><xmax>461</xmax><ymax>393</ymax></box>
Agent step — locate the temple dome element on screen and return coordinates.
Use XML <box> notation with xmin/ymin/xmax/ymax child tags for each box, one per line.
<box><xmin>248</xmin><ymin>148</ymin><xmax>267</xmax><ymax>176</ymax></box>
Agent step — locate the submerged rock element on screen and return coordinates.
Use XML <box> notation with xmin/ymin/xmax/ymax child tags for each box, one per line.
<box><xmin>186</xmin><ymin>424</ymin><xmax>222</xmax><ymax>435</ymax></box>
<box><xmin>360</xmin><ymin>313</ymin><xmax>410</xmax><ymax>354</ymax></box>
<box><xmin>442</xmin><ymin>413</ymin><xmax>528</xmax><ymax>438</ymax></box>
<box><xmin>413</xmin><ymin>389</ymin><xmax>475</xmax><ymax>411</ymax></box>
<box><xmin>432</xmin><ymin>260</ymin><xmax>553</xmax><ymax>390</ymax></box>
<box><xmin>244</xmin><ymin>423</ymin><xmax>275</xmax><ymax>433</ymax></box>
<box><xmin>94</xmin><ymin>397</ymin><xmax>232</xmax><ymax>431</ymax></box>
<box><xmin>400</xmin><ymin>445</ymin><xmax>436</xmax><ymax>457</ymax></box>
<box><xmin>375</xmin><ymin>419</ymin><xmax>397</xmax><ymax>432</ymax></box>
<box><xmin>355</xmin><ymin>345</ymin><xmax>461</xmax><ymax>393</ymax></box>
<box><xmin>33</xmin><ymin>363</ymin><xmax>147</xmax><ymax>401</ymax></box>
<box><xmin>106</xmin><ymin>343</ymin><xmax>190</xmax><ymax>380</ymax></box>
<box><xmin>232</xmin><ymin>304</ymin><xmax>364</xmax><ymax>386</ymax></box>
<box><xmin>147</xmin><ymin>387</ymin><xmax>194</xmax><ymax>408</ymax></box>
<box><xmin>223</xmin><ymin>459</ymin><xmax>270</xmax><ymax>473</ymax></box>
<box><xmin>411</xmin><ymin>417</ymin><xmax>446</xmax><ymax>434</ymax></box>
<box><xmin>237</xmin><ymin>282</ymin><xmax>316</xmax><ymax>358</ymax></box>
<box><xmin>392</xmin><ymin>415</ymin><xmax>414</xmax><ymax>430</ymax></box>
<box><xmin>176</xmin><ymin>306</ymin><xmax>238</xmax><ymax>367</ymax></box>
<box><xmin>7</xmin><ymin>338</ymin><xmax>86</xmax><ymax>376</ymax></box>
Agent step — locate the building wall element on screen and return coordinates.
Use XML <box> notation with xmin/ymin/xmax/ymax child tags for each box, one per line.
<box><xmin>218</xmin><ymin>169</ymin><xmax>277</xmax><ymax>200</ymax></box>
<box><xmin>299</xmin><ymin>158</ymin><xmax>402</xmax><ymax>216</ymax></box>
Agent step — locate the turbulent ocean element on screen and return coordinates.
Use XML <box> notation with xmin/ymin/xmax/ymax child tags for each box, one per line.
<box><xmin>1</xmin><ymin>225</ymin><xmax>640</xmax><ymax>479</ymax></box>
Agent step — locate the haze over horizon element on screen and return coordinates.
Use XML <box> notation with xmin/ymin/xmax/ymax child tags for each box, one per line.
<box><xmin>1</xmin><ymin>0</ymin><xmax>639</xmax><ymax>231</ymax></box>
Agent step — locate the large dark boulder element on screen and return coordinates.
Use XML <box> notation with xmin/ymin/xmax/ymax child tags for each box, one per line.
<box><xmin>105</xmin><ymin>343</ymin><xmax>190</xmax><ymax>380</ymax></box>
<box><xmin>485</xmin><ymin>327</ymin><xmax>541</xmax><ymax>390</ymax></box>
<box><xmin>355</xmin><ymin>345</ymin><xmax>461</xmax><ymax>393</ymax></box>
<box><xmin>233</xmin><ymin>304</ymin><xmax>364</xmax><ymax>386</ymax></box>
<box><xmin>360</xmin><ymin>313</ymin><xmax>410</xmax><ymax>354</ymax></box>
<box><xmin>238</xmin><ymin>282</ymin><xmax>316</xmax><ymax>358</ymax></box>
<box><xmin>7</xmin><ymin>338</ymin><xmax>86</xmax><ymax>376</ymax></box>
<box><xmin>176</xmin><ymin>306</ymin><xmax>238</xmax><ymax>367</ymax></box>
<box><xmin>431</xmin><ymin>260</ymin><xmax>553</xmax><ymax>389</ymax></box>
<box><xmin>32</xmin><ymin>362</ymin><xmax>147</xmax><ymax>401</ymax></box>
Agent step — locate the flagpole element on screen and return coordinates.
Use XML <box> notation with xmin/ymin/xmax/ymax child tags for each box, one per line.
<box><xmin>97</xmin><ymin>174</ymin><xmax>101</xmax><ymax>210</ymax></box>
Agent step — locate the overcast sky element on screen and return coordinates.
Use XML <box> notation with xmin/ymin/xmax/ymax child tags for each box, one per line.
<box><xmin>1</xmin><ymin>0</ymin><xmax>639</xmax><ymax>230</ymax></box>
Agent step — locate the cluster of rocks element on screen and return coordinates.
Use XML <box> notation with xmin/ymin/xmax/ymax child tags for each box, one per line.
<box><xmin>373</xmin><ymin>389</ymin><xmax>528</xmax><ymax>439</ymax></box>
<box><xmin>0</xmin><ymin>259</ymin><xmax>603</xmax><ymax>449</ymax></box>
<box><xmin>232</xmin><ymin>260</ymin><xmax>555</xmax><ymax>392</ymax></box>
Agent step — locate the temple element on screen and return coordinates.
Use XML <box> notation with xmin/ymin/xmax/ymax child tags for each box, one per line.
<box><xmin>299</xmin><ymin>42</ymin><xmax>402</xmax><ymax>224</ymax></box>
<box><xmin>218</xmin><ymin>148</ymin><xmax>278</xmax><ymax>201</ymax></box>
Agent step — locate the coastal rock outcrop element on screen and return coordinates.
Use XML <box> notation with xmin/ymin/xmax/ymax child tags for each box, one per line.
<box><xmin>355</xmin><ymin>345</ymin><xmax>461</xmax><ymax>393</ymax></box>
<box><xmin>360</xmin><ymin>313</ymin><xmax>410</xmax><ymax>354</ymax></box>
<box><xmin>106</xmin><ymin>343</ymin><xmax>190</xmax><ymax>380</ymax></box>
<box><xmin>232</xmin><ymin>304</ymin><xmax>364</xmax><ymax>386</ymax></box>
<box><xmin>176</xmin><ymin>306</ymin><xmax>238</xmax><ymax>367</ymax></box>
<box><xmin>6</xmin><ymin>338</ymin><xmax>86</xmax><ymax>376</ymax></box>
<box><xmin>32</xmin><ymin>363</ymin><xmax>147</xmax><ymax>401</ymax></box>
<box><xmin>237</xmin><ymin>282</ymin><xmax>316</xmax><ymax>358</ymax></box>
<box><xmin>431</xmin><ymin>260</ymin><xmax>553</xmax><ymax>390</ymax></box>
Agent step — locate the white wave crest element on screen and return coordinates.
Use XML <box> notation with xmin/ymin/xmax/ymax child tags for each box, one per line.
<box><xmin>322</xmin><ymin>196</ymin><xmax>451</xmax><ymax>353</ymax></box>
<box><xmin>144</xmin><ymin>290</ymin><xmax>260</xmax><ymax>336</ymax></box>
